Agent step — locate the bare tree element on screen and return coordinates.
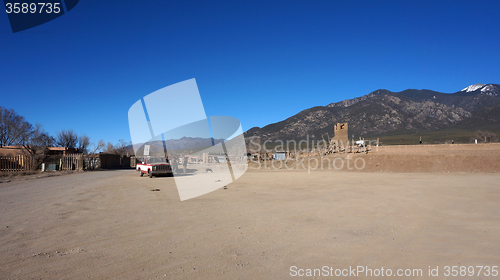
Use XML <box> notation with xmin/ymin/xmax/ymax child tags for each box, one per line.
<box><xmin>55</xmin><ymin>129</ymin><xmax>79</xmax><ymax>148</ymax></box>
<box><xmin>88</xmin><ymin>139</ymin><xmax>105</xmax><ymax>155</ymax></box>
<box><xmin>78</xmin><ymin>134</ymin><xmax>91</xmax><ymax>154</ymax></box>
<box><xmin>117</xmin><ymin>139</ymin><xmax>127</xmax><ymax>149</ymax></box>
<box><xmin>20</xmin><ymin>123</ymin><xmax>55</xmax><ymax>169</ymax></box>
<box><xmin>115</xmin><ymin>139</ymin><xmax>130</xmax><ymax>155</ymax></box>
<box><xmin>105</xmin><ymin>142</ymin><xmax>115</xmax><ymax>154</ymax></box>
<box><xmin>101</xmin><ymin>139</ymin><xmax>132</xmax><ymax>155</ymax></box>
<box><xmin>0</xmin><ymin>107</ymin><xmax>32</xmax><ymax>147</ymax></box>
<box><xmin>21</xmin><ymin>123</ymin><xmax>54</xmax><ymax>156</ymax></box>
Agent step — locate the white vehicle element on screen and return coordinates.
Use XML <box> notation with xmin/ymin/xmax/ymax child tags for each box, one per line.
<box><xmin>136</xmin><ymin>157</ymin><xmax>172</xmax><ymax>178</ymax></box>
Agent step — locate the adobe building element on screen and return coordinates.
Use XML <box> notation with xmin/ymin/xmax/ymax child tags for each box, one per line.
<box><xmin>46</xmin><ymin>147</ymin><xmax>80</xmax><ymax>155</ymax></box>
<box><xmin>0</xmin><ymin>146</ymin><xmax>81</xmax><ymax>156</ymax></box>
<box><xmin>331</xmin><ymin>122</ymin><xmax>348</xmax><ymax>147</ymax></box>
<box><xmin>0</xmin><ymin>146</ymin><xmax>24</xmax><ymax>156</ymax></box>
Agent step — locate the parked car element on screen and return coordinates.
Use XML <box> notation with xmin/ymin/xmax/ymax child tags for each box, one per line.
<box><xmin>136</xmin><ymin>157</ymin><xmax>172</xmax><ymax>178</ymax></box>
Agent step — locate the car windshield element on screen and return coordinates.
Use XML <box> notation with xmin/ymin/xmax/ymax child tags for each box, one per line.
<box><xmin>148</xmin><ymin>158</ymin><xmax>167</xmax><ymax>164</ymax></box>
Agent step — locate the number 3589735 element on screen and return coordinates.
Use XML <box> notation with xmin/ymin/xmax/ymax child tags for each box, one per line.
<box><xmin>5</xmin><ymin>3</ymin><xmax>61</xmax><ymax>14</ymax></box>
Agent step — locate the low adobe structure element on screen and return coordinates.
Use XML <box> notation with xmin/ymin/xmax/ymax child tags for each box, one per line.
<box><xmin>0</xmin><ymin>146</ymin><xmax>81</xmax><ymax>156</ymax></box>
<box><xmin>46</xmin><ymin>147</ymin><xmax>80</xmax><ymax>155</ymax></box>
<box><xmin>0</xmin><ymin>146</ymin><xmax>24</xmax><ymax>156</ymax></box>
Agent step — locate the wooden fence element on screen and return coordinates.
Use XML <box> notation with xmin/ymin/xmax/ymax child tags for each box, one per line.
<box><xmin>60</xmin><ymin>154</ymin><xmax>84</xmax><ymax>170</ymax></box>
<box><xmin>0</xmin><ymin>155</ymin><xmax>35</xmax><ymax>172</ymax></box>
<box><xmin>40</xmin><ymin>154</ymin><xmax>84</xmax><ymax>171</ymax></box>
<box><xmin>0</xmin><ymin>154</ymin><xmax>82</xmax><ymax>172</ymax></box>
<box><xmin>1</xmin><ymin>153</ymin><xmax>136</xmax><ymax>172</ymax></box>
<box><xmin>98</xmin><ymin>154</ymin><xmax>136</xmax><ymax>169</ymax></box>
<box><xmin>83</xmin><ymin>154</ymin><xmax>137</xmax><ymax>170</ymax></box>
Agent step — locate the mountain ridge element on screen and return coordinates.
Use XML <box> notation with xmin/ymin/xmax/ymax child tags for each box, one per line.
<box><xmin>244</xmin><ymin>84</ymin><xmax>500</xmax><ymax>144</ymax></box>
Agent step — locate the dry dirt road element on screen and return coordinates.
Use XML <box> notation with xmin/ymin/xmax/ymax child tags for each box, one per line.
<box><xmin>1</xmin><ymin>169</ymin><xmax>499</xmax><ymax>279</ymax></box>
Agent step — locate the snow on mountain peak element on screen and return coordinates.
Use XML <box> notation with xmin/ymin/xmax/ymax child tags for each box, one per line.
<box><xmin>481</xmin><ymin>84</ymin><xmax>495</xmax><ymax>92</ymax></box>
<box><xmin>461</xmin><ymin>84</ymin><xmax>486</xmax><ymax>92</ymax></box>
<box><xmin>460</xmin><ymin>84</ymin><xmax>500</xmax><ymax>97</ymax></box>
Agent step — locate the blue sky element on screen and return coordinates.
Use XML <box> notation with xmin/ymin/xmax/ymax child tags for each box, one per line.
<box><xmin>1</xmin><ymin>0</ymin><xmax>500</xmax><ymax>145</ymax></box>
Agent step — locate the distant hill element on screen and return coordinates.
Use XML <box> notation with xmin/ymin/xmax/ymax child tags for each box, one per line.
<box><xmin>122</xmin><ymin>137</ymin><xmax>225</xmax><ymax>157</ymax></box>
<box><xmin>244</xmin><ymin>84</ymin><xmax>500</xmax><ymax>146</ymax></box>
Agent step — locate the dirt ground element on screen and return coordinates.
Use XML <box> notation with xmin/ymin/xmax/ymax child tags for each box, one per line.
<box><xmin>0</xmin><ymin>144</ymin><xmax>499</xmax><ymax>279</ymax></box>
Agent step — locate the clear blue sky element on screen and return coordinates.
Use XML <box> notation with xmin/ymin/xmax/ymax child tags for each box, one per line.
<box><xmin>1</xmin><ymin>0</ymin><xmax>500</xmax><ymax>145</ymax></box>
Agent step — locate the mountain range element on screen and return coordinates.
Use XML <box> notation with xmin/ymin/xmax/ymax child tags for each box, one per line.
<box><xmin>244</xmin><ymin>84</ymin><xmax>500</xmax><ymax>145</ymax></box>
